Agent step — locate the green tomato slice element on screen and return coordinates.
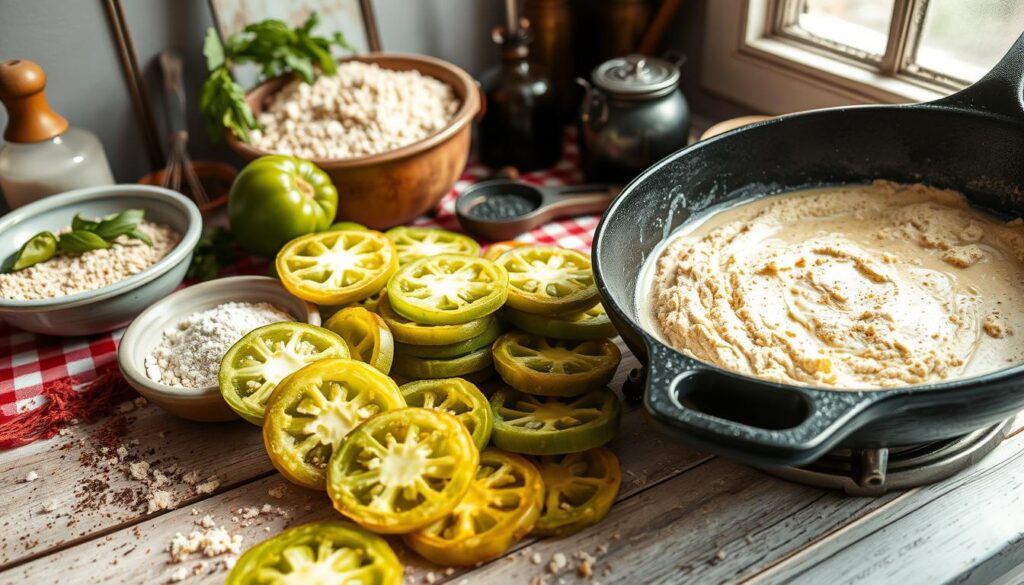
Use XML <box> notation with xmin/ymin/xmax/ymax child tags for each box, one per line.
<box><xmin>387</xmin><ymin>254</ymin><xmax>508</xmax><ymax>325</ymax></box>
<box><xmin>226</xmin><ymin>520</ymin><xmax>403</xmax><ymax>585</ymax></box>
<box><xmin>492</xmin><ymin>332</ymin><xmax>621</xmax><ymax>397</ymax></box>
<box><xmin>392</xmin><ymin>346</ymin><xmax>493</xmax><ymax>380</ymax></box>
<box><xmin>378</xmin><ymin>292</ymin><xmax>493</xmax><ymax>346</ymax></box>
<box><xmin>400</xmin><ymin>378</ymin><xmax>493</xmax><ymax>451</ymax></box>
<box><xmin>532</xmin><ymin>447</ymin><xmax>621</xmax><ymax>537</ymax></box>
<box><xmin>325</xmin><ymin>307</ymin><xmax>395</xmax><ymax>374</ymax></box>
<box><xmin>489</xmin><ymin>386</ymin><xmax>622</xmax><ymax>455</ymax></box>
<box><xmin>219</xmin><ymin>322</ymin><xmax>349</xmax><ymax>425</ymax></box>
<box><xmin>385</xmin><ymin>227</ymin><xmax>481</xmax><ymax>266</ymax></box>
<box><xmin>327</xmin><ymin>407</ymin><xmax>479</xmax><ymax>534</ymax></box>
<box><xmin>326</xmin><ymin>221</ymin><xmax>369</xmax><ymax>232</ymax></box>
<box><xmin>394</xmin><ymin>316</ymin><xmax>503</xmax><ymax>359</ymax></box>
<box><xmin>495</xmin><ymin>245</ymin><xmax>598</xmax><ymax>316</ymax></box>
<box><xmin>263</xmin><ymin>358</ymin><xmax>405</xmax><ymax>490</ymax></box>
<box><xmin>502</xmin><ymin>303</ymin><xmax>618</xmax><ymax>341</ymax></box>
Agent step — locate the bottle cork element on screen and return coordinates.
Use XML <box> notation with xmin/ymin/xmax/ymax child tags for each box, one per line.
<box><xmin>0</xmin><ymin>59</ymin><xmax>69</xmax><ymax>143</ymax></box>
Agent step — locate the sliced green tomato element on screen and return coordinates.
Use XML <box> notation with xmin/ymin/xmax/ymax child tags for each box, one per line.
<box><xmin>404</xmin><ymin>449</ymin><xmax>542</xmax><ymax>566</ymax></box>
<box><xmin>263</xmin><ymin>358</ymin><xmax>405</xmax><ymax>490</ymax></box>
<box><xmin>326</xmin><ymin>221</ymin><xmax>369</xmax><ymax>232</ymax></box>
<box><xmin>378</xmin><ymin>291</ymin><xmax>494</xmax><ymax>345</ymax></box>
<box><xmin>400</xmin><ymin>378</ymin><xmax>493</xmax><ymax>450</ymax></box>
<box><xmin>387</xmin><ymin>254</ymin><xmax>508</xmax><ymax>325</ymax></box>
<box><xmin>532</xmin><ymin>447</ymin><xmax>621</xmax><ymax>537</ymax></box>
<box><xmin>483</xmin><ymin>240</ymin><xmax>529</xmax><ymax>261</ymax></box>
<box><xmin>325</xmin><ymin>307</ymin><xmax>395</xmax><ymax>374</ymax></box>
<box><xmin>385</xmin><ymin>226</ymin><xmax>480</xmax><ymax>266</ymax></box>
<box><xmin>226</xmin><ymin>520</ymin><xmax>403</xmax><ymax>585</ymax></box>
<box><xmin>502</xmin><ymin>304</ymin><xmax>618</xmax><ymax>341</ymax></box>
<box><xmin>276</xmin><ymin>230</ymin><xmax>397</xmax><ymax>305</ymax></box>
<box><xmin>219</xmin><ymin>323</ymin><xmax>349</xmax><ymax>425</ymax></box>
<box><xmin>394</xmin><ymin>316</ymin><xmax>503</xmax><ymax>359</ymax></box>
<box><xmin>320</xmin><ymin>288</ymin><xmax>384</xmax><ymax>321</ymax></box>
<box><xmin>492</xmin><ymin>332</ymin><xmax>621</xmax><ymax>397</ymax></box>
<box><xmin>327</xmin><ymin>407</ymin><xmax>479</xmax><ymax>534</ymax></box>
<box><xmin>490</xmin><ymin>386</ymin><xmax>621</xmax><ymax>455</ymax></box>
<box><xmin>392</xmin><ymin>346</ymin><xmax>493</xmax><ymax>380</ymax></box>
<box><xmin>496</xmin><ymin>245</ymin><xmax>598</xmax><ymax>315</ymax></box>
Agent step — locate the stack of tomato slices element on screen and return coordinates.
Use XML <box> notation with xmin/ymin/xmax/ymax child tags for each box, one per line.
<box><xmin>217</xmin><ymin>227</ymin><xmax>625</xmax><ymax>584</ymax></box>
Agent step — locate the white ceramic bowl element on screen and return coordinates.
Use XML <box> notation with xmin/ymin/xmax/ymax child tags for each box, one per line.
<box><xmin>0</xmin><ymin>184</ymin><xmax>202</xmax><ymax>335</ymax></box>
<box><xmin>118</xmin><ymin>276</ymin><xmax>319</xmax><ymax>422</ymax></box>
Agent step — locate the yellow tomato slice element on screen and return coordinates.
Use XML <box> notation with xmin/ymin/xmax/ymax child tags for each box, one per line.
<box><xmin>533</xmin><ymin>447</ymin><xmax>621</xmax><ymax>536</ymax></box>
<box><xmin>492</xmin><ymin>332</ymin><xmax>621</xmax><ymax>396</ymax></box>
<box><xmin>325</xmin><ymin>307</ymin><xmax>395</xmax><ymax>374</ymax></box>
<box><xmin>385</xmin><ymin>226</ymin><xmax>481</xmax><ymax>266</ymax></box>
<box><xmin>405</xmin><ymin>449</ymin><xmax>543</xmax><ymax>565</ymax></box>
<box><xmin>327</xmin><ymin>407</ymin><xmax>479</xmax><ymax>534</ymax></box>
<box><xmin>227</xmin><ymin>520</ymin><xmax>403</xmax><ymax>585</ymax></box>
<box><xmin>263</xmin><ymin>358</ymin><xmax>404</xmax><ymax>490</ymax></box>
<box><xmin>276</xmin><ymin>230</ymin><xmax>398</xmax><ymax>305</ymax></box>
<box><xmin>495</xmin><ymin>245</ymin><xmax>598</xmax><ymax>316</ymax></box>
<box><xmin>483</xmin><ymin>240</ymin><xmax>529</xmax><ymax>261</ymax></box>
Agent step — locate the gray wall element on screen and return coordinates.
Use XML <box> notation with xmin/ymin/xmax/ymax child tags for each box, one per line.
<box><xmin>0</xmin><ymin>0</ymin><xmax>504</xmax><ymax>184</ymax></box>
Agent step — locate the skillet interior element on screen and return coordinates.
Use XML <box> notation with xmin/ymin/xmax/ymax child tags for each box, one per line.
<box><xmin>594</xmin><ymin>95</ymin><xmax>1024</xmax><ymax>466</ymax></box>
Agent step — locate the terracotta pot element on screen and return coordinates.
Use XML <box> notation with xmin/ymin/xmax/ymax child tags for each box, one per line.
<box><xmin>226</xmin><ymin>53</ymin><xmax>482</xmax><ymax>230</ymax></box>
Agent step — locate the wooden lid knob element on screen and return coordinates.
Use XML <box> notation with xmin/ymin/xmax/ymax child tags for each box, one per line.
<box><xmin>0</xmin><ymin>59</ymin><xmax>68</xmax><ymax>143</ymax></box>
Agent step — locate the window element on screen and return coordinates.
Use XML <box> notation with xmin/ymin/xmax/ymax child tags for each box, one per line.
<box><xmin>772</xmin><ymin>0</ymin><xmax>1024</xmax><ymax>89</ymax></box>
<box><xmin>699</xmin><ymin>0</ymin><xmax>1024</xmax><ymax>115</ymax></box>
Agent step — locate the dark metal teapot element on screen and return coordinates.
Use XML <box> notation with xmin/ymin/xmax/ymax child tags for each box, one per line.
<box><xmin>577</xmin><ymin>53</ymin><xmax>689</xmax><ymax>183</ymax></box>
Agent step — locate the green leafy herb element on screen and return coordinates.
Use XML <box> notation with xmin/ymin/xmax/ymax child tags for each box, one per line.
<box><xmin>71</xmin><ymin>213</ymin><xmax>99</xmax><ymax>232</ymax></box>
<box><xmin>58</xmin><ymin>230</ymin><xmax>110</xmax><ymax>253</ymax></box>
<box><xmin>2</xmin><ymin>231</ymin><xmax>58</xmax><ymax>273</ymax></box>
<box><xmin>93</xmin><ymin>209</ymin><xmax>146</xmax><ymax>240</ymax></box>
<box><xmin>199</xmin><ymin>12</ymin><xmax>353</xmax><ymax>143</ymax></box>
<box><xmin>3</xmin><ymin>209</ymin><xmax>153</xmax><ymax>273</ymax></box>
<box><xmin>187</xmin><ymin>227</ymin><xmax>236</xmax><ymax>281</ymax></box>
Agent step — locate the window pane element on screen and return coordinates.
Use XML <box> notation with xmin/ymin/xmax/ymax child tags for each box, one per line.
<box><xmin>796</xmin><ymin>0</ymin><xmax>895</xmax><ymax>57</ymax></box>
<box><xmin>913</xmin><ymin>0</ymin><xmax>1024</xmax><ymax>83</ymax></box>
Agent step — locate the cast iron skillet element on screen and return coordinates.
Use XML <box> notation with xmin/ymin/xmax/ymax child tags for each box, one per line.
<box><xmin>593</xmin><ymin>34</ymin><xmax>1024</xmax><ymax>468</ymax></box>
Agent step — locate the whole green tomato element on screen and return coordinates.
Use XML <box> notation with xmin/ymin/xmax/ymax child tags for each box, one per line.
<box><xmin>228</xmin><ymin>155</ymin><xmax>338</xmax><ymax>256</ymax></box>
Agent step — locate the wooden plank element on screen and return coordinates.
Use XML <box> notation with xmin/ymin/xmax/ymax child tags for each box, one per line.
<box><xmin>748</xmin><ymin>431</ymin><xmax>1024</xmax><ymax>585</ymax></box>
<box><xmin>0</xmin><ymin>401</ymin><xmax>274</xmax><ymax>569</ymax></box>
<box><xmin>446</xmin><ymin>456</ymin><xmax>904</xmax><ymax>585</ymax></box>
<box><xmin>3</xmin><ymin>387</ymin><xmax>710</xmax><ymax>584</ymax></box>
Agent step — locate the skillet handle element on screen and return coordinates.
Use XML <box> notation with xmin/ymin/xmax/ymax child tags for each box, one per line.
<box><xmin>930</xmin><ymin>32</ymin><xmax>1024</xmax><ymax>119</ymax></box>
<box><xmin>642</xmin><ymin>340</ymin><xmax>876</xmax><ymax>467</ymax></box>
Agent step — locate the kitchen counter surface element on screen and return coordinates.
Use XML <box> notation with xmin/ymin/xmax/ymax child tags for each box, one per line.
<box><xmin>1</xmin><ymin>342</ymin><xmax>1022</xmax><ymax>585</ymax></box>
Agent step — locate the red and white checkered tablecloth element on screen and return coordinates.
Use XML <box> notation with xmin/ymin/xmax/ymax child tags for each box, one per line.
<box><xmin>0</xmin><ymin>138</ymin><xmax>594</xmax><ymax>422</ymax></box>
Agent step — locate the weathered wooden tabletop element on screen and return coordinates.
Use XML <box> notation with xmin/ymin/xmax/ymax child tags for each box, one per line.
<box><xmin>2</xmin><ymin>343</ymin><xmax>1023</xmax><ymax>585</ymax></box>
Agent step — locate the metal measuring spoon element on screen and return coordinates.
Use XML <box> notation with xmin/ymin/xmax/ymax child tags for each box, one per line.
<box><xmin>455</xmin><ymin>180</ymin><xmax>619</xmax><ymax>241</ymax></box>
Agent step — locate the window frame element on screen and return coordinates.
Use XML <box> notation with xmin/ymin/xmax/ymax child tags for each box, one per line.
<box><xmin>698</xmin><ymin>0</ymin><xmax>955</xmax><ymax>115</ymax></box>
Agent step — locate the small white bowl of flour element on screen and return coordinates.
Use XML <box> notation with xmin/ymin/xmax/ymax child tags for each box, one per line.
<box><xmin>118</xmin><ymin>276</ymin><xmax>319</xmax><ymax>421</ymax></box>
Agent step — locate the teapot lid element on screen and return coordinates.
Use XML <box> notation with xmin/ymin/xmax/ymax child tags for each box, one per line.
<box><xmin>591</xmin><ymin>54</ymin><xmax>680</xmax><ymax>99</ymax></box>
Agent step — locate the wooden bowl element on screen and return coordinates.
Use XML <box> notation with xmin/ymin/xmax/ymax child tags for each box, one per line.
<box><xmin>226</xmin><ymin>53</ymin><xmax>482</xmax><ymax>230</ymax></box>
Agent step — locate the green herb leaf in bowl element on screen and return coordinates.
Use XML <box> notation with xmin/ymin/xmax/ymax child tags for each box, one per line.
<box><xmin>93</xmin><ymin>209</ymin><xmax>146</xmax><ymax>240</ymax></box>
<box><xmin>3</xmin><ymin>231</ymin><xmax>58</xmax><ymax>273</ymax></box>
<box><xmin>58</xmin><ymin>230</ymin><xmax>111</xmax><ymax>254</ymax></box>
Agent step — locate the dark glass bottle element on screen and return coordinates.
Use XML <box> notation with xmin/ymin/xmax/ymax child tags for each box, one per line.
<box><xmin>478</xmin><ymin>21</ymin><xmax>563</xmax><ymax>172</ymax></box>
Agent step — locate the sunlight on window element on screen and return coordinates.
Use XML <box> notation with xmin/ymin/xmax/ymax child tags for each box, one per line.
<box><xmin>913</xmin><ymin>0</ymin><xmax>1024</xmax><ymax>82</ymax></box>
<box><xmin>796</xmin><ymin>0</ymin><xmax>894</xmax><ymax>56</ymax></box>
